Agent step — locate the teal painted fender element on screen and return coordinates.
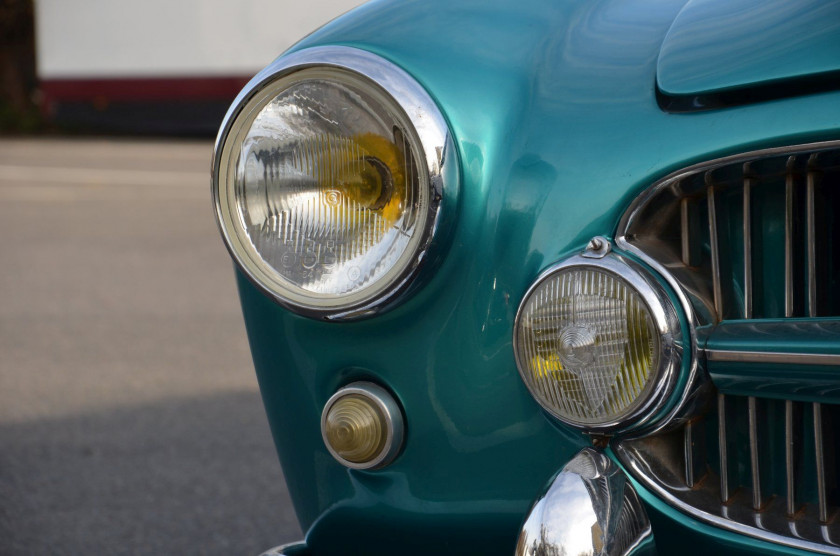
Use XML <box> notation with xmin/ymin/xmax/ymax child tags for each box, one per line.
<box><xmin>230</xmin><ymin>0</ymin><xmax>840</xmax><ymax>554</ymax></box>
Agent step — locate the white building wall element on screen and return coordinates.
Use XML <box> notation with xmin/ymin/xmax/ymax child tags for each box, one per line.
<box><xmin>35</xmin><ymin>0</ymin><xmax>364</xmax><ymax>79</ymax></box>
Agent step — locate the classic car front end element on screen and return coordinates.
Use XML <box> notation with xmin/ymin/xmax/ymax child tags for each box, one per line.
<box><xmin>211</xmin><ymin>0</ymin><xmax>840</xmax><ymax>554</ymax></box>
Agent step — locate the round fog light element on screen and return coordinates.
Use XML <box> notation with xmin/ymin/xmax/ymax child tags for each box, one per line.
<box><xmin>321</xmin><ymin>382</ymin><xmax>404</xmax><ymax>469</ymax></box>
<box><xmin>514</xmin><ymin>254</ymin><xmax>681</xmax><ymax>432</ymax></box>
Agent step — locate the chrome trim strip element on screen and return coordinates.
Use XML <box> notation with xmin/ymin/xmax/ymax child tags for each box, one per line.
<box><xmin>718</xmin><ymin>392</ymin><xmax>730</xmax><ymax>503</ymax></box>
<box><xmin>512</xmin><ymin>251</ymin><xmax>684</xmax><ymax>434</ymax></box>
<box><xmin>705</xmin><ymin>349</ymin><xmax>840</xmax><ymax>366</ymax></box>
<box><xmin>617</xmin><ymin>442</ymin><xmax>840</xmax><ymax>555</ymax></box>
<box><xmin>815</xmin><ymin>402</ymin><xmax>828</xmax><ymax>523</ymax></box>
<box><xmin>743</xmin><ymin>170</ymin><xmax>753</xmax><ymax>319</ymax></box>
<box><xmin>211</xmin><ymin>45</ymin><xmax>458</xmax><ymax>320</ymax></box>
<box><xmin>785</xmin><ymin>400</ymin><xmax>796</xmax><ymax>517</ymax></box>
<box><xmin>748</xmin><ymin>396</ymin><xmax>762</xmax><ymax>510</ymax></box>
<box><xmin>707</xmin><ymin>182</ymin><xmax>723</xmax><ymax>320</ymax></box>
<box><xmin>785</xmin><ymin>156</ymin><xmax>795</xmax><ymax>318</ymax></box>
<box><xmin>320</xmin><ymin>381</ymin><xmax>404</xmax><ymax>470</ymax></box>
<box><xmin>807</xmin><ymin>156</ymin><xmax>818</xmax><ymax>318</ymax></box>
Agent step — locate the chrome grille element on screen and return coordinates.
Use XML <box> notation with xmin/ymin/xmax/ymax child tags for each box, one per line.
<box><xmin>618</xmin><ymin>394</ymin><xmax>839</xmax><ymax>552</ymax></box>
<box><xmin>620</xmin><ymin>143</ymin><xmax>840</xmax><ymax>323</ymax></box>
<box><xmin>616</xmin><ymin>142</ymin><xmax>840</xmax><ymax>553</ymax></box>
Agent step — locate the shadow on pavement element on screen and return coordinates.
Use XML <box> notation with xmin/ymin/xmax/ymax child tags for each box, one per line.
<box><xmin>0</xmin><ymin>390</ymin><xmax>302</xmax><ymax>555</ymax></box>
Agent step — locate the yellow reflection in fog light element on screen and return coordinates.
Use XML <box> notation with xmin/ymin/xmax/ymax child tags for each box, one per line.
<box><xmin>321</xmin><ymin>382</ymin><xmax>404</xmax><ymax>469</ymax></box>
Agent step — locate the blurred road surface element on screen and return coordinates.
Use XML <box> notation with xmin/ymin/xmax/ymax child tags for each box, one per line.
<box><xmin>0</xmin><ymin>138</ymin><xmax>301</xmax><ymax>555</ymax></box>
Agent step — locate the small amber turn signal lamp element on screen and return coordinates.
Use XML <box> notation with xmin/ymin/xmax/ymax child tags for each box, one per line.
<box><xmin>321</xmin><ymin>382</ymin><xmax>404</xmax><ymax>469</ymax></box>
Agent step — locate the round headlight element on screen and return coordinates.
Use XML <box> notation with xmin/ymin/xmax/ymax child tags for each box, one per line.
<box><xmin>514</xmin><ymin>254</ymin><xmax>681</xmax><ymax>432</ymax></box>
<box><xmin>213</xmin><ymin>47</ymin><xmax>455</xmax><ymax>319</ymax></box>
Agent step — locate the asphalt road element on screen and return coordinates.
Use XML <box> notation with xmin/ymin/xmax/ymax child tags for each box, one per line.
<box><xmin>0</xmin><ymin>138</ymin><xmax>302</xmax><ymax>555</ymax></box>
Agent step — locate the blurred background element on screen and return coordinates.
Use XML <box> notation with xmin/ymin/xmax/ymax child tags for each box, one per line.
<box><xmin>0</xmin><ymin>0</ymin><xmax>362</xmax><ymax>554</ymax></box>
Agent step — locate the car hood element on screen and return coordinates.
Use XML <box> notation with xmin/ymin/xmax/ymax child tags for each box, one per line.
<box><xmin>657</xmin><ymin>0</ymin><xmax>840</xmax><ymax>97</ymax></box>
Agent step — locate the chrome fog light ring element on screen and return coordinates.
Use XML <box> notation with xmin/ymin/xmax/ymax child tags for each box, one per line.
<box><xmin>212</xmin><ymin>46</ymin><xmax>458</xmax><ymax>320</ymax></box>
<box><xmin>513</xmin><ymin>252</ymin><xmax>683</xmax><ymax>433</ymax></box>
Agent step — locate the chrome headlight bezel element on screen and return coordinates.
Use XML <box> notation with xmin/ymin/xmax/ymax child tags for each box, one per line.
<box><xmin>212</xmin><ymin>46</ymin><xmax>458</xmax><ymax>320</ymax></box>
<box><xmin>513</xmin><ymin>252</ymin><xmax>684</xmax><ymax>434</ymax></box>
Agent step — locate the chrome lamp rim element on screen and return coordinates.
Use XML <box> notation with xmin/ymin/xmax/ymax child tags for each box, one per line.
<box><xmin>211</xmin><ymin>45</ymin><xmax>457</xmax><ymax>320</ymax></box>
<box><xmin>513</xmin><ymin>252</ymin><xmax>684</xmax><ymax>434</ymax></box>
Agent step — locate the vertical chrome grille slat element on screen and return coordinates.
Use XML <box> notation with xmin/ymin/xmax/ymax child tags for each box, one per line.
<box><xmin>785</xmin><ymin>400</ymin><xmax>796</xmax><ymax>517</ymax></box>
<box><xmin>815</xmin><ymin>402</ymin><xmax>828</xmax><ymax>523</ymax></box>
<box><xmin>683</xmin><ymin>419</ymin><xmax>705</xmax><ymax>489</ymax></box>
<box><xmin>681</xmin><ymin>197</ymin><xmax>691</xmax><ymax>267</ymax></box>
<box><xmin>707</xmin><ymin>181</ymin><xmax>722</xmax><ymax>321</ymax></box>
<box><xmin>743</xmin><ymin>167</ymin><xmax>753</xmax><ymax>319</ymax></box>
<box><xmin>785</xmin><ymin>156</ymin><xmax>795</xmax><ymax>318</ymax></box>
<box><xmin>718</xmin><ymin>393</ymin><xmax>730</xmax><ymax>503</ymax></box>
<box><xmin>684</xmin><ymin>421</ymin><xmax>695</xmax><ymax>487</ymax></box>
<box><xmin>748</xmin><ymin>396</ymin><xmax>763</xmax><ymax>510</ymax></box>
<box><xmin>807</xmin><ymin>156</ymin><xmax>817</xmax><ymax>318</ymax></box>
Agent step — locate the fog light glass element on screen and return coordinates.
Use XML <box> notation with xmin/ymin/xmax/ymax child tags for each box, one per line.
<box><xmin>321</xmin><ymin>382</ymin><xmax>403</xmax><ymax>469</ymax></box>
<box><xmin>324</xmin><ymin>394</ymin><xmax>386</xmax><ymax>463</ymax></box>
<box><xmin>515</xmin><ymin>265</ymin><xmax>661</xmax><ymax>429</ymax></box>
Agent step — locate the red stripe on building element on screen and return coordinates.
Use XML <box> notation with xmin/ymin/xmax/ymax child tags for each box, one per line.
<box><xmin>40</xmin><ymin>75</ymin><xmax>253</xmax><ymax>104</ymax></box>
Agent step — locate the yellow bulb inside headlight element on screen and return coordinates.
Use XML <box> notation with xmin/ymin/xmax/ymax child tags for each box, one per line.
<box><xmin>294</xmin><ymin>132</ymin><xmax>407</xmax><ymax>233</ymax></box>
<box><xmin>342</xmin><ymin>133</ymin><xmax>404</xmax><ymax>212</ymax></box>
<box><xmin>515</xmin><ymin>263</ymin><xmax>665</xmax><ymax>429</ymax></box>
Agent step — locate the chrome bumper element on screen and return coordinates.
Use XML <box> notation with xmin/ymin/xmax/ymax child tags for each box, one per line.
<box><xmin>260</xmin><ymin>542</ymin><xmax>310</xmax><ymax>556</ymax></box>
<box><xmin>516</xmin><ymin>448</ymin><xmax>656</xmax><ymax>556</ymax></box>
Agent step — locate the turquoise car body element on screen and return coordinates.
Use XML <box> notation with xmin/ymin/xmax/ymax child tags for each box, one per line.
<box><xmin>221</xmin><ymin>0</ymin><xmax>840</xmax><ymax>553</ymax></box>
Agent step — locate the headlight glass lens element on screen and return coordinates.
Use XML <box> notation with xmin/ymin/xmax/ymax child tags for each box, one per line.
<box><xmin>217</xmin><ymin>68</ymin><xmax>429</xmax><ymax>313</ymax></box>
<box><xmin>515</xmin><ymin>267</ymin><xmax>660</xmax><ymax>427</ymax></box>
